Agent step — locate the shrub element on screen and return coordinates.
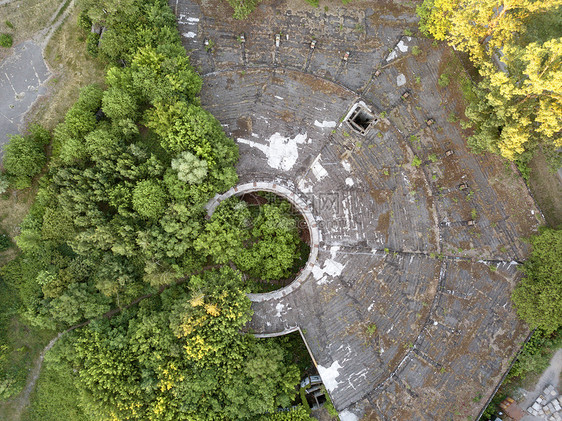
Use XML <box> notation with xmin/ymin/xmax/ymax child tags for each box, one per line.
<box><xmin>438</xmin><ymin>73</ymin><xmax>450</xmax><ymax>87</ymax></box>
<box><xmin>0</xmin><ymin>174</ymin><xmax>9</xmax><ymax>195</ymax></box>
<box><xmin>512</xmin><ymin>227</ymin><xmax>562</xmax><ymax>333</ymax></box>
<box><xmin>412</xmin><ymin>156</ymin><xmax>422</xmax><ymax>167</ymax></box>
<box><xmin>77</xmin><ymin>10</ymin><xmax>92</xmax><ymax>31</ymax></box>
<box><xmin>0</xmin><ymin>234</ymin><xmax>11</xmax><ymax>252</ymax></box>
<box><xmin>86</xmin><ymin>32</ymin><xmax>100</xmax><ymax>57</ymax></box>
<box><xmin>304</xmin><ymin>0</ymin><xmax>319</xmax><ymax>6</ymax></box>
<box><xmin>225</xmin><ymin>0</ymin><xmax>262</xmax><ymax>19</ymax></box>
<box><xmin>412</xmin><ymin>45</ymin><xmax>422</xmax><ymax>56</ymax></box>
<box><xmin>3</xmin><ymin>129</ymin><xmax>48</xmax><ymax>189</ymax></box>
<box><xmin>0</xmin><ymin>33</ymin><xmax>13</xmax><ymax>48</ymax></box>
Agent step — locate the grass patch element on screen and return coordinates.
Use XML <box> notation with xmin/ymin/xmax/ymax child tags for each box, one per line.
<box><xmin>29</xmin><ymin>7</ymin><xmax>107</xmax><ymax>131</ymax></box>
<box><xmin>527</xmin><ymin>149</ymin><xmax>562</xmax><ymax>228</ymax></box>
<box><xmin>0</xmin><ymin>33</ymin><xmax>13</xmax><ymax>48</ymax></box>
<box><xmin>0</xmin><ymin>275</ymin><xmax>56</xmax><ymax>419</ymax></box>
<box><xmin>0</xmin><ymin>187</ymin><xmax>38</xmax><ymax>266</ymax></box>
<box><xmin>0</xmin><ymin>0</ymin><xmax>62</xmax><ymax>58</ymax></box>
<box><xmin>53</xmin><ymin>0</ymin><xmax>72</xmax><ymax>23</ymax></box>
<box><xmin>438</xmin><ymin>73</ymin><xmax>450</xmax><ymax>87</ymax></box>
<box><xmin>21</xmin><ymin>360</ymin><xmax>88</xmax><ymax>421</ymax></box>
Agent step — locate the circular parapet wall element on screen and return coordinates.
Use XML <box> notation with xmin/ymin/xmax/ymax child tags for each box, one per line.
<box><xmin>206</xmin><ymin>181</ymin><xmax>320</xmax><ymax>302</ymax></box>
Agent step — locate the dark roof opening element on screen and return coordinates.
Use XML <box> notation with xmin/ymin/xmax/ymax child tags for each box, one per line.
<box><xmin>346</xmin><ymin>105</ymin><xmax>377</xmax><ymax>135</ymax></box>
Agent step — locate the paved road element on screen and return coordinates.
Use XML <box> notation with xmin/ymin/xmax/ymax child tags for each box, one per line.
<box><xmin>0</xmin><ymin>41</ymin><xmax>51</xmax><ymax>161</ymax></box>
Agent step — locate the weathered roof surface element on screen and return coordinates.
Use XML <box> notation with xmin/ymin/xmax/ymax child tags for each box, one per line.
<box><xmin>172</xmin><ymin>0</ymin><xmax>541</xmax><ymax>419</ymax></box>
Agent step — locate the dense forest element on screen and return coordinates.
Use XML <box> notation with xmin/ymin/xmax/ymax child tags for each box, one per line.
<box><xmin>0</xmin><ymin>0</ymin><xmax>314</xmax><ymax>419</ymax></box>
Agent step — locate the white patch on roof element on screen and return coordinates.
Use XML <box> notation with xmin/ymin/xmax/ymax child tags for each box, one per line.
<box><xmin>397</xmin><ymin>40</ymin><xmax>409</xmax><ymax>52</ymax></box>
<box><xmin>311</xmin><ymin>156</ymin><xmax>328</xmax><ymax>181</ymax></box>
<box><xmin>182</xmin><ymin>32</ymin><xmax>197</xmax><ymax>38</ymax></box>
<box><xmin>386</xmin><ymin>50</ymin><xmax>397</xmax><ymax>62</ymax></box>
<box><xmin>314</xmin><ymin>120</ymin><xmax>337</xmax><ymax>129</ymax></box>
<box><xmin>312</xmin><ymin>250</ymin><xmax>345</xmax><ymax>285</ymax></box>
<box><xmin>237</xmin><ymin>132</ymin><xmax>307</xmax><ymax>171</ymax></box>
<box><xmin>339</xmin><ymin>410</ymin><xmax>359</xmax><ymax>421</ymax></box>
<box><xmin>318</xmin><ymin>361</ymin><xmax>343</xmax><ymax>392</ymax></box>
<box><xmin>368</xmin><ymin>303</ymin><xmax>374</xmax><ymax>311</ymax></box>
<box><xmin>186</xmin><ymin>17</ymin><xmax>199</xmax><ymax>23</ymax></box>
<box><xmin>345</xmin><ymin>177</ymin><xmax>354</xmax><ymax>186</ymax></box>
<box><xmin>297</xmin><ymin>178</ymin><xmax>313</xmax><ymax>193</ymax></box>
<box><xmin>275</xmin><ymin>95</ymin><xmax>284</xmax><ymax>100</ymax></box>
<box><xmin>341</xmin><ymin>160</ymin><xmax>351</xmax><ymax>172</ymax></box>
<box><xmin>397</xmin><ymin>74</ymin><xmax>406</xmax><ymax>86</ymax></box>
<box><xmin>275</xmin><ymin>303</ymin><xmax>285</xmax><ymax>318</ymax></box>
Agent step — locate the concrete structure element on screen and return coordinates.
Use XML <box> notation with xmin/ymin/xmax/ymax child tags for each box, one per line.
<box><xmin>174</xmin><ymin>0</ymin><xmax>542</xmax><ymax>418</ymax></box>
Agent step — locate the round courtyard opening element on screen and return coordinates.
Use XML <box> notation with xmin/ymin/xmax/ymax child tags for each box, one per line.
<box><xmin>205</xmin><ymin>182</ymin><xmax>320</xmax><ymax>298</ymax></box>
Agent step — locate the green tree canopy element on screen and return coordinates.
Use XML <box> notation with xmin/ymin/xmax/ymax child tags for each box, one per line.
<box><xmin>3</xmin><ymin>125</ymin><xmax>49</xmax><ymax>188</ymax></box>
<box><xmin>48</xmin><ymin>267</ymin><xmax>301</xmax><ymax>420</ymax></box>
<box><xmin>132</xmin><ymin>180</ymin><xmax>168</xmax><ymax>220</ymax></box>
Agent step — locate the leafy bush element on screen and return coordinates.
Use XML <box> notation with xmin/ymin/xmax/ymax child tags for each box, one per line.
<box><xmin>86</xmin><ymin>32</ymin><xmax>99</xmax><ymax>57</ymax></box>
<box><xmin>261</xmin><ymin>405</ymin><xmax>317</xmax><ymax>420</ymax></box>
<box><xmin>77</xmin><ymin>10</ymin><xmax>92</xmax><ymax>31</ymax></box>
<box><xmin>0</xmin><ymin>174</ymin><xmax>9</xmax><ymax>195</ymax></box>
<box><xmin>438</xmin><ymin>73</ymin><xmax>450</xmax><ymax>87</ymax></box>
<box><xmin>0</xmin><ymin>33</ymin><xmax>13</xmax><ymax>48</ymax></box>
<box><xmin>507</xmin><ymin>328</ymin><xmax>562</xmax><ymax>381</ymax></box>
<box><xmin>322</xmin><ymin>386</ymin><xmax>339</xmax><ymax>417</ymax></box>
<box><xmin>512</xmin><ymin>227</ymin><xmax>562</xmax><ymax>333</ymax></box>
<box><xmin>304</xmin><ymin>0</ymin><xmax>319</xmax><ymax>7</ymax></box>
<box><xmin>3</xmin><ymin>126</ymin><xmax>49</xmax><ymax>189</ymax></box>
<box><xmin>225</xmin><ymin>0</ymin><xmax>262</xmax><ymax>19</ymax></box>
<box><xmin>0</xmin><ymin>234</ymin><xmax>11</xmax><ymax>252</ymax></box>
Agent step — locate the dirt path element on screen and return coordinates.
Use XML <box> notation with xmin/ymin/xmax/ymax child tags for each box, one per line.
<box><xmin>10</xmin><ymin>332</ymin><xmax>63</xmax><ymax>421</ymax></box>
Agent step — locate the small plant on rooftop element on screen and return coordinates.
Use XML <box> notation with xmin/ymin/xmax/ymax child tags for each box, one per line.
<box><xmin>0</xmin><ymin>33</ymin><xmax>13</xmax><ymax>48</ymax></box>
<box><xmin>438</xmin><ymin>73</ymin><xmax>450</xmax><ymax>87</ymax></box>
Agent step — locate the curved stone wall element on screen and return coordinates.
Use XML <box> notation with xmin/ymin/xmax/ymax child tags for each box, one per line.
<box><xmin>206</xmin><ymin>181</ymin><xmax>320</xmax><ymax>302</ymax></box>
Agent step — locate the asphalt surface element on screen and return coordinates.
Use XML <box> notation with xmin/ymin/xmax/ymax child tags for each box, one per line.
<box><xmin>0</xmin><ymin>41</ymin><xmax>51</xmax><ymax>161</ymax></box>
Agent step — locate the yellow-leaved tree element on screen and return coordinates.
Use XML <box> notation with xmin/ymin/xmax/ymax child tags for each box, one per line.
<box><xmin>418</xmin><ymin>0</ymin><xmax>562</xmax><ymax>168</ymax></box>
